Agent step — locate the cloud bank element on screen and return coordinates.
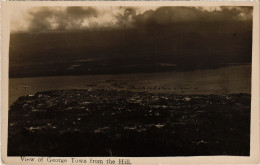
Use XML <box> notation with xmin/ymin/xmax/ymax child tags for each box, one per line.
<box><xmin>11</xmin><ymin>6</ymin><xmax>252</xmax><ymax>33</ymax></box>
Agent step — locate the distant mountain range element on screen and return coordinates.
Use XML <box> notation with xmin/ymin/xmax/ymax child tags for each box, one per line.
<box><xmin>9</xmin><ymin>22</ymin><xmax>252</xmax><ymax>78</ymax></box>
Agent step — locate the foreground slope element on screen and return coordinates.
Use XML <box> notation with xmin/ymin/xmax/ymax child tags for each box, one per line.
<box><xmin>8</xmin><ymin>89</ymin><xmax>250</xmax><ymax>156</ymax></box>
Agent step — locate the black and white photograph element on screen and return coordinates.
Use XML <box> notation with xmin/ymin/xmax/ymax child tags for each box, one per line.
<box><xmin>1</xmin><ymin>2</ymin><xmax>259</xmax><ymax>163</ymax></box>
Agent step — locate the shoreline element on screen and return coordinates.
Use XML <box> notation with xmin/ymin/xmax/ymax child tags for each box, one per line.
<box><xmin>9</xmin><ymin>63</ymin><xmax>251</xmax><ymax>79</ymax></box>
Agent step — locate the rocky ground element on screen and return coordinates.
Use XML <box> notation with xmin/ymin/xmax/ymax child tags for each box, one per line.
<box><xmin>8</xmin><ymin>89</ymin><xmax>250</xmax><ymax>156</ymax></box>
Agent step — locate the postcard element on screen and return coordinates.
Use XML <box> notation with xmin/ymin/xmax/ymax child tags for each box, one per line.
<box><xmin>1</xmin><ymin>1</ymin><xmax>259</xmax><ymax>165</ymax></box>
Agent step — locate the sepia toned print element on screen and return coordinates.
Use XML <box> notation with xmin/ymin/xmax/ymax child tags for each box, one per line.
<box><xmin>1</xmin><ymin>2</ymin><xmax>259</xmax><ymax>164</ymax></box>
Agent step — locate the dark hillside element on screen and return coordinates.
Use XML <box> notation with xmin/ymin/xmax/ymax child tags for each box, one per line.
<box><xmin>9</xmin><ymin>21</ymin><xmax>252</xmax><ymax>77</ymax></box>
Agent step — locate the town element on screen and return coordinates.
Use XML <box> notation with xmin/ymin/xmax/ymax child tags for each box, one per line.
<box><xmin>8</xmin><ymin>89</ymin><xmax>250</xmax><ymax>156</ymax></box>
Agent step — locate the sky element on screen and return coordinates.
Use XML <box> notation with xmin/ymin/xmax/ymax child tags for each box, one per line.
<box><xmin>10</xmin><ymin>6</ymin><xmax>253</xmax><ymax>33</ymax></box>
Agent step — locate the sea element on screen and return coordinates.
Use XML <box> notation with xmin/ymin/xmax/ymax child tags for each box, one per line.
<box><xmin>9</xmin><ymin>64</ymin><xmax>251</xmax><ymax>106</ymax></box>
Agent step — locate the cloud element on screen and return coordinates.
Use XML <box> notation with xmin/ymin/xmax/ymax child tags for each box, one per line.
<box><xmin>10</xmin><ymin>6</ymin><xmax>253</xmax><ymax>33</ymax></box>
<box><xmin>27</xmin><ymin>7</ymin><xmax>99</xmax><ymax>32</ymax></box>
<box><xmin>132</xmin><ymin>6</ymin><xmax>253</xmax><ymax>27</ymax></box>
<box><xmin>114</xmin><ymin>7</ymin><xmax>137</xmax><ymax>28</ymax></box>
<box><xmin>66</xmin><ymin>6</ymin><xmax>98</xmax><ymax>18</ymax></box>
